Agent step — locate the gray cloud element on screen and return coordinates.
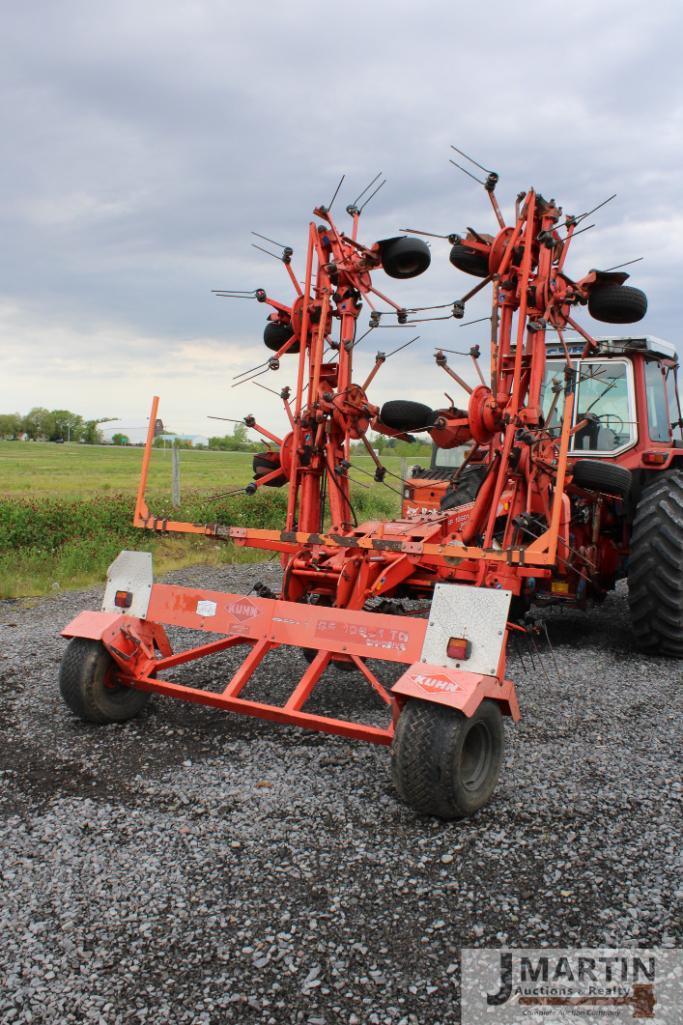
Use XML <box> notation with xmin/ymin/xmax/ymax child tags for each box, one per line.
<box><xmin>1</xmin><ymin>0</ymin><xmax>681</xmax><ymax>435</ymax></box>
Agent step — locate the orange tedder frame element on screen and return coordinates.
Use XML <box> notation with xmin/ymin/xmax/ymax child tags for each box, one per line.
<box><xmin>63</xmin><ymin>172</ymin><xmax>621</xmax><ymax>756</ymax></box>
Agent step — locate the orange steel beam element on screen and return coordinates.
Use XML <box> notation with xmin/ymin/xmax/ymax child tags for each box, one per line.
<box><xmin>134</xmin><ymin>395</ymin><xmax>159</xmax><ymax>525</ymax></box>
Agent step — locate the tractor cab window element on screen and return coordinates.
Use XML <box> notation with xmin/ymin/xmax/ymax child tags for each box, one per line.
<box><xmin>667</xmin><ymin>368</ymin><xmax>683</xmax><ymax>442</ymax></box>
<box><xmin>573</xmin><ymin>360</ymin><xmax>635</xmax><ymax>452</ymax></box>
<box><xmin>645</xmin><ymin>359</ymin><xmax>672</xmax><ymax>443</ymax></box>
<box><xmin>432</xmin><ymin>446</ymin><xmax>466</xmax><ymax>470</ymax></box>
<box><xmin>541</xmin><ymin>364</ymin><xmax>567</xmax><ymax>432</ymax></box>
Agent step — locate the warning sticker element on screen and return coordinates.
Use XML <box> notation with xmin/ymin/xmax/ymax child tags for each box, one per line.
<box><xmin>196</xmin><ymin>600</ymin><xmax>217</xmax><ymax>618</ymax></box>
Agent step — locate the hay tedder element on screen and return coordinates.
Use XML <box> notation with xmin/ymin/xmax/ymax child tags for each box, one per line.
<box><xmin>59</xmin><ymin>157</ymin><xmax>683</xmax><ymax>819</ymax></box>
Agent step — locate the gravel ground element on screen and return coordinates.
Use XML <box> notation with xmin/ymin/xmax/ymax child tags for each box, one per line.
<box><xmin>0</xmin><ymin>564</ymin><xmax>681</xmax><ymax>1025</ymax></box>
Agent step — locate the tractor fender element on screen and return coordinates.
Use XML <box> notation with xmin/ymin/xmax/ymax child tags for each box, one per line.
<box><xmin>391</xmin><ymin>662</ymin><xmax>520</xmax><ymax>721</ymax></box>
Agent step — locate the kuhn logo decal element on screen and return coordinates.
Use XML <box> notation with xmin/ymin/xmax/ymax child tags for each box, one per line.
<box><xmin>413</xmin><ymin>672</ymin><xmax>459</xmax><ymax>695</ymax></box>
<box><xmin>226</xmin><ymin>598</ymin><xmax>259</xmax><ymax>622</ymax></box>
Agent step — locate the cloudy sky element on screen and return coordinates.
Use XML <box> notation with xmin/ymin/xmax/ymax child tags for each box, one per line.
<box><xmin>1</xmin><ymin>0</ymin><xmax>681</xmax><ymax>440</ymax></box>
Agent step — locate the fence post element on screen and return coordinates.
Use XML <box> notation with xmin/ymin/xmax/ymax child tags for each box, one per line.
<box><xmin>171</xmin><ymin>444</ymin><xmax>181</xmax><ymax>508</ymax></box>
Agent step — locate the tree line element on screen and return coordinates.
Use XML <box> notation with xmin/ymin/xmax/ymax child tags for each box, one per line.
<box><xmin>0</xmin><ymin>408</ymin><xmax>112</xmax><ymax>444</ymax></box>
<box><xmin>0</xmin><ymin>411</ymin><xmax>434</xmax><ymax>455</ymax></box>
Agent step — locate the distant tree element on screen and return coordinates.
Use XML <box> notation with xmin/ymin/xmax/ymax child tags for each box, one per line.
<box><xmin>22</xmin><ymin>407</ymin><xmax>51</xmax><ymax>440</ymax></box>
<box><xmin>111</xmin><ymin>433</ymin><xmax>129</xmax><ymax>446</ymax></box>
<box><xmin>82</xmin><ymin>420</ymin><xmax>104</xmax><ymax>445</ymax></box>
<box><xmin>44</xmin><ymin>409</ymin><xmax>84</xmax><ymax>442</ymax></box>
<box><xmin>153</xmin><ymin>435</ymin><xmax>193</xmax><ymax>449</ymax></box>
<box><xmin>208</xmin><ymin>424</ymin><xmax>258</xmax><ymax>451</ymax></box>
<box><xmin>0</xmin><ymin>412</ymin><xmax>23</xmax><ymax>439</ymax></box>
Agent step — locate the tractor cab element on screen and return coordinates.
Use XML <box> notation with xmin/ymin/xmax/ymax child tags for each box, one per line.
<box><xmin>402</xmin><ymin>334</ymin><xmax>682</xmax><ymax>518</ymax></box>
<box><xmin>542</xmin><ymin>335</ymin><xmax>682</xmax><ymax>484</ymax></box>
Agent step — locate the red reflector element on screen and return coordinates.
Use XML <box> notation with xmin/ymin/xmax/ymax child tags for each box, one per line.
<box><xmin>642</xmin><ymin>451</ymin><xmax>668</xmax><ymax>466</ymax></box>
<box><xmin>114</xmin><ymin>590</ymin><xmax>133</xmax><ymax>608</ymax></box>
<box><xmin>447</xmin><ymin>636</ymin><xmax>471</xmax><ymax>661</ymax></box>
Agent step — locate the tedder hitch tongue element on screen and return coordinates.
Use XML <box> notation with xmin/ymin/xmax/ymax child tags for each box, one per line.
<box><xmin>58</xmin><ymin>168</ymin><xmax>652</xmax><ymax>817</ymax></box>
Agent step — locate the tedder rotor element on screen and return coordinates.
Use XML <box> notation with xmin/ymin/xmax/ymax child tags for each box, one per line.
<box><xmin>59</xmin><ymin>162</ymin><xmax>666</xmax><ymax>819</ymax></box>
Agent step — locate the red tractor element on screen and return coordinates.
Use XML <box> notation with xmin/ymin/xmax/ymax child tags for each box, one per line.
<box><xmin>403</xmin><ymin>332</ymin><xmax>683</xmax><ymax>653</ymax></box>
<box><xmin>58</xmin><ymin>166</ymin><xmax>682</xmax><ymax>821</ymax></box>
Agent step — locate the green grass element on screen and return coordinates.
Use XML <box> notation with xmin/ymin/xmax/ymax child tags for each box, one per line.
<box><xmin>0</xmin><ymin>441</ymin><xmax>254</xmax><ymax>497</ymax></box>
<box><xmin>0</xmin><ymin>442</ymin><xmax>427</xmax><ymax>599</ymax></box>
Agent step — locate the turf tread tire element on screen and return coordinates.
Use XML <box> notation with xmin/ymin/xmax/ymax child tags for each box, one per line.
<box><xmin>588</xmin><ymin>284</ymin><xmax>648</xmax><ymax>324</ymax></box>
<box><xmin>59</xmin><ymin>638</ymin><xmax>149</xmax><ymax>724</ymax></box>
<box><xmin>263</xmin><ymin>321</ymin><xmax>299</xmax><ymax>353</ymax></box>
<box><xmin>391</xmin><ymin>698</ymin><xmax>503</xmax><ymax>819</ymax></box>
<box><xmin>379</xmin><ymin>236</ymin><xmax>431</xmax><ymax>279</ymax></box>
<box><xmin>628</xmin><ymin>471</ymin><xmax>683</xmax><ymax>657</ymax></box>
<box><xmin>449</xmin><ymin>244</ymin><xmax>489</xmax><ymax>278</ymax></box>
<box><xmin>379</xmin><ymin>400</ymin><xmax>435</xmax><ymax>432</ymax></box>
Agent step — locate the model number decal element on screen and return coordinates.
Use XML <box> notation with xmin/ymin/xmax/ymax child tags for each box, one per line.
<box><xmin>315</xmin><ymin>619</ymin><xmax>409</xmax><ymax>652</ymax></box>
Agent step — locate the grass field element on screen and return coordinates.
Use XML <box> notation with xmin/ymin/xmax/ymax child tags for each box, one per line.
<box><xmin>0</xmin><ymin>442</ymin><xmax>259</xmax><ymax>497</ymax></box>
<box><xmin>0</xmin><ymin>441</ymin><xmax>429</xmax><ymax>599</ymax></box>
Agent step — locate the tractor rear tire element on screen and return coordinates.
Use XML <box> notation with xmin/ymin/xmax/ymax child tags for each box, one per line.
<box><xmin>449</xmin><ymin>244</ymin><xmax>489</xmax><ymax>278</ymax></box>
<box><xmin>440</xmin><ymin>466</ymin><xmax>487</xmax><ymax>511</ymax></box>
<box><xmin>59</xmin><ymin>637</ymin><xmax>149</xmax><ymax>724</ymax></box>
<box><xmin>571</xmin><ymin>459</ymin><xmax>632</xmax><ymax>498</ymax></box>
<box><xmin>628</xmin><ymin>471</ymin><xmax>683</xmax><ymax>657</ymax></box>
<box><xmin>391</xmin><ymin>698</ymin><xmax>504</xmax><ymax>819</ymax></box>
<box><xmin>588</xmin><ymin>284</ymin><xmax>648</xmax><ymax>324</ymax></box>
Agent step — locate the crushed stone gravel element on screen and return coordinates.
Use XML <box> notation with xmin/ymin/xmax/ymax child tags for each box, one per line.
<box><xmin>0</xmin><ymin>564</ymin><xmax>681</xmax><ymax>1024</ymax></box>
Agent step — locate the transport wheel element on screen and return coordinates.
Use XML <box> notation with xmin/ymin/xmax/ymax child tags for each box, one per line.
<box><xmin>59</xmin><ymin>637</ymin><xmax>149</xmax><ymax>724</ymax></box>
<box><xmin>628</xmin><ymin>470</ymin><xmax>683</xmax><ymax>657</ymax></box>
<box><xmin>449</xmin><ymin>243</ymin><xmax>489</xmax><ymax>277</ymax></box>
<box><xmin>439</xmin><ymin>465</ymin><xmax>487</xmax><ymax>511</ymax></box>
<box><xmin>588</xmin><ymin>284</ymin><xmax>648</xmax><ymax>324</ymax></box>
<box><xmin>379</xmin><ymin>400</ymin><xmax>436</xmax><ymax>432</ymax></box>
<box><xmin>378</xmin><ymin>236</ymin><xmax>431</xmax><ymax>279</ymax></box>
<box><xmin>391</xmin><ymin>699</ymin><xmax>504</xmax><ymax>819</ymax></box>
<box><xmin>263</xmin><ymin>321</ymin><xmax>299</xmax><ymax>353</ymax></box>
<box><xmin>571</xmin><ymin>459</ymin><xmax>631</xmax><ymax>498</ymax></box>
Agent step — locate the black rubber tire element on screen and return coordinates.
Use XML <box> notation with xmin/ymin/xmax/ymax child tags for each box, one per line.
<box><xmin>449</xmin><ymin>243</ymin><xmax>489</xmax><ymax>277</ymax></box>
<box><xmin>59</xmin><ymin>638</ymin><xmax>149</xmax><ymax>724</ymax></box>
<box><xmin>263</xmin><ymin>321</ymin><xmax>299</xmax><ymax>353</ymax></box>
<box><xmin>379</xmin><ymin>236</ymin><xmax>431</xmax><ymax>279</ymax></box>
<box><xmin>379</xmin><ymin>400</ymin><xmax>435</xmax><ymax>433</ymax></box>
<box><xmin>588</xmin><ymin>284</ymin><xmax>648</xmax><ymax>324</ymax></box>
<box><xmin>628</xmin><ymin>471</ymin><xmax>683</xmax><ymax>657</ymax></box>
<box><xmin>440</xmin><ymin>466</ymin><xmax>487</xmax><ymax>511</ymax></box>
<box><xmin>252</xmin><ymin>452</ymin><xmax>286</xmax><ymax>487</ymax></box>
<box><xmin>571</xmin><ymin>459</ymin><xmax>631</xmax><ymax>498</ymax></box>
<box><xmin>391</xmin><ymin>698</ymin><xmax>504</xmax><ymax>819</ymax></box>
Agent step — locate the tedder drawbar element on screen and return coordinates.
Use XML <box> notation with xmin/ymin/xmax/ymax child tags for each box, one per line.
<box><xmin>60</xmin><ymin>155</ymin><xmax>681</xmax><ymax>819</ymax></box>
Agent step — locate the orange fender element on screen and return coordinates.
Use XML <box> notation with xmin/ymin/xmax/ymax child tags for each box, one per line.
<box><xmin>391</xmin><ymin>662</ymin><xmax>520</xmax><ymax>721</ymax></box>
